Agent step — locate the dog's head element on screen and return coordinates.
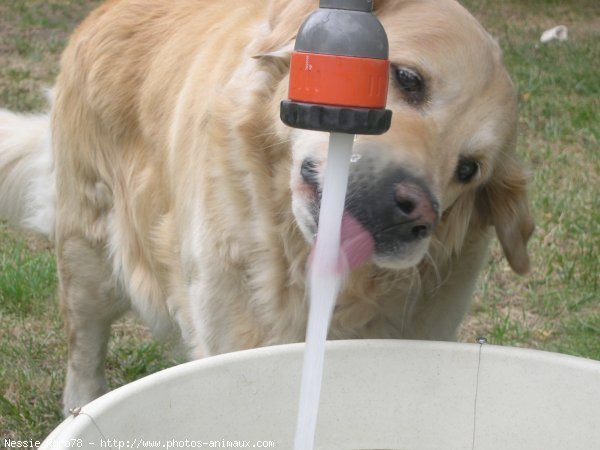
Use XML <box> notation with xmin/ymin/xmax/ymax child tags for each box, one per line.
<box><xmin>256</xmin><ymin>0</ymin><xmax>534</xmax><ymax>274</ymax></box>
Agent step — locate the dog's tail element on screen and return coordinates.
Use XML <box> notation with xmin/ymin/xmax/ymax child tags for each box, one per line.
<box><xmin>0</xmin><ymin>105</ymin><xmax>55</xmax><ymax>238</ymax></box>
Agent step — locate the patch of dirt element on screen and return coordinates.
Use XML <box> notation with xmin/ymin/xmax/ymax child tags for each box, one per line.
<box><xmin>111</xmin><ymin>314</ymin><xmax>154</xmax><ymax>342</ymax></box>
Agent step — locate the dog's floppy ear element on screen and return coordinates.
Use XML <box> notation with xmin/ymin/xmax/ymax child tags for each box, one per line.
<box><xmin>477</xmin><ymin>156</ymin><xmax>535</xmax><ymax>275</ymax></box>
<box><xmin>251</xmin><ymin>0</ymin><xmax>316</xmax><ymax>58</ymax></box>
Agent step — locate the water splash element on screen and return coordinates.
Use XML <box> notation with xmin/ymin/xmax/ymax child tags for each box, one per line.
<box><xmin>294</xmin><ymin>132</ymin><xmax>354</xmax><ymax>450</ymax></box>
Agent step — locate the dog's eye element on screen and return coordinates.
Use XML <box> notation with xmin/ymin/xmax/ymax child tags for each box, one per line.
<box><xmin>392</xmin><ymin>65</ymin><xmax>425</xmax><ymax>104</ymax></box>
<box><xmin>455</xmin><ymin>158</ymin><xmax>480</xmax><ymax>183</ymax></box>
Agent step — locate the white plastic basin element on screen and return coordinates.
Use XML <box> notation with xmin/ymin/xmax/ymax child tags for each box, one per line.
<box><xmin>41</xmin><ymin>340</ymin><xmax>600</xmax><ymax>449</ymax></box>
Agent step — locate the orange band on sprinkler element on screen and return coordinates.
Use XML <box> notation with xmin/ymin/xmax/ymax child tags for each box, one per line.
<box><xmin>288</xmin><ymin>52</ymin><xmax>390</xmax><ymax>109</ymax></box>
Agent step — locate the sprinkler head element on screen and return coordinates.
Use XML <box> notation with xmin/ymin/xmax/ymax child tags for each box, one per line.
<box><xmin>280</xmin><ymin>0</ymin><xmax>392</xmax><ymax>135</ymax></box>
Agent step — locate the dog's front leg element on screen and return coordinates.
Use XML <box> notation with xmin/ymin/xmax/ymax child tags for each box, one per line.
<box><xmin>58</xmin><ymin>236</ymin><xmax>128</xmax><ymax>416</ymax></box>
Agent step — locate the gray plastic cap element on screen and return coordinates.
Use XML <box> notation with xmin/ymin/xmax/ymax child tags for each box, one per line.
<box><xmin>320</xmin><ymin>0</ymin><xmax>373</xmax><ymax>12</ymax></box>
<box><xmin>295</xmin><ymin>8</ymin><xmax>388</xmax><ymax>59</ymax></box>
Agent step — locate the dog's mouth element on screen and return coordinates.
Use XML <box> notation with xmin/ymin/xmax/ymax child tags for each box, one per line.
<box><xmin>335</xmin><ymin>213</ymin><xmax>376</xmax><ymax>271</ymax></box>
<box><xmin>299</xmin><ymin>200</ymin><xmax>434</xmax><ymax>272</ymax></box>
<box><xmin>293</xmin><ymin>152</ymin><xmax>438</xmax><ymax>271</ymax></box>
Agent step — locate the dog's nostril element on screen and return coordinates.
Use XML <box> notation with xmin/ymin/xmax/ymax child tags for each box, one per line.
<box><xmin>412</xmin><ymin>224</ymin><xmax>431</xmax><ymax>239</ymax></box>
<box><xmin>394</xmin><ymin>183</ymin><xmax>422</xmax><ymax>218</ymax></box>
<box><xmin>395</xmin><ymin>199</ymin><xmax>416</xmax><ymax>216</ymax></box>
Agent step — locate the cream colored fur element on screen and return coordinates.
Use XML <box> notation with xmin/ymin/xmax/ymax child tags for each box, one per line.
<box><xmin>0</xmin><ymin>0</ymin><xmax>534</xmax><ymax>415</ymax></box>
<box><xmin>0</xmin><ymin>105</ymin><xmax>54</xmax><ymax>236</ymax></box>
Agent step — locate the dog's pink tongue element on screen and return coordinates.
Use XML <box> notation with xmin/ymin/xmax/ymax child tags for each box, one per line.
<box><xmin>309</xmin><ymin>213</ymin><xmax>374</xmax><ymax>274</ymax></box>
<box><xmin>339</xmin><ymin>213</ymin><xmax>375</xmax><ymax>272</ymax></box>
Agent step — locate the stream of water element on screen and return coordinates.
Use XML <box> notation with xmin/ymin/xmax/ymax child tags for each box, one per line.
<box><xmin>293</xmin><ymin>132</ymin><xmax>355</xmax><ymax>450</ymax></box>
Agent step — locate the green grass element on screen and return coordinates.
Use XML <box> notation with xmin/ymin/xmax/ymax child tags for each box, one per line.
<box><xmin>0</xmin><ymin>231</ymin><xmax>55</xmax><ymax>316</ymax></box>
<box><xmin>0</xmin><ymin>225</ymin><xmax>179</xmax><ymax>439</ymax></box>
<box><xmin>0</xmin><ymin>0</ymin><xmax>598</xmax><ymax>442</ymax></box>
<box><xmin>458</xmin><ymin>0</ymin><xmax>600</xmax><ymax>355</ymax></box>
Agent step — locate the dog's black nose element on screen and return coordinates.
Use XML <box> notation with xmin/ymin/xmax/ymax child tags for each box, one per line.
<box><xmin>393</xmin><ymin>181</ymin><xmax>438</xmax><ymax>240</ymax></box>
<box><xmin>345</xmin><ymin>166</ymin><xmax>439</xmax><ymax>250</ymax></box>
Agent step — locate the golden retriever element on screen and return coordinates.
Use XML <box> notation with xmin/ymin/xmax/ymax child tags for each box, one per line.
<box><xmin>0</xmin><ymin>0</ymin><xmax>533</xmax><ymax>415</ymax></box>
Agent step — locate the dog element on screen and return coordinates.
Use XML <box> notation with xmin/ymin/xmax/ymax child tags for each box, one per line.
<box><xmin>0</xmin><ymin>0</ymin><xmax>534</xmax><ymax>415</ymax></box>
